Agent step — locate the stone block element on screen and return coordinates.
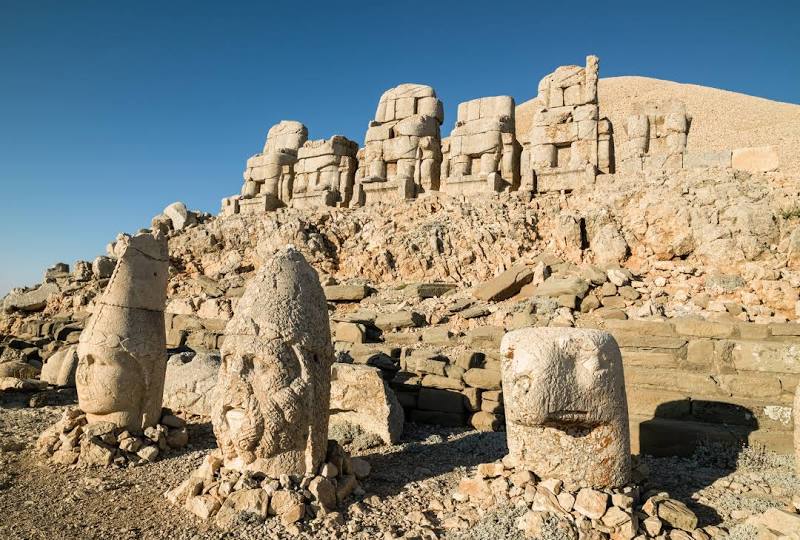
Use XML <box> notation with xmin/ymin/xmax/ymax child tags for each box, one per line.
<box><xmin>375</xmin><ymin>310</ymin><xmax>425</xmax><ymax>331</ymax></box>
<box><xmin>604</xmin><ymin>319</ymin><xmax>675</xmax><ymax>337</ymax></box>
<box><xmin>465</xmin><ymin>326</ymin><xmax>505</xmax><ymax>349</ymax></box>
<box><xmin>417</xmin><ymin>388</ymin><xmax>465</xmax><ymax>414</ymax></box>
<box><xmin>463</xmin><ymin>368</ymin><xmax>501</xmax><ymax>390</ymax></box>
<box><xmin>611</xmin><ymin>332</ymin><xmax>687</xmax><ymax>350</ymax></box>
<box><xmin>732</xmin><ymin>146</ymin><xmax>779</xmax><ymax>173</ymax></box>
<box><xmin>730</xmin><ymin>340</ymin><xmax>800</xmax><ymax>373</ymax></box>
<box><xmin>473</xmin><ymin>264</ymin><xmax>534</xmax><ymax>302</ymax></box>
<box><xmin>621</xmin><ymin>350</ymin><xmax>680</xmax><ymax>368</ymax></box>
<box><xmin>674</xmin><ymin>318</ymin><xmax>736</xmax><ymax>338</ymax></box>
<box><xmin>683</xmin><ymin>151</ymin><xmax>732</xmax><ymax>169</ymax></box>
<box><xmin>324</xmin><ymin>284</ymin><xmax>370</xmax><ymax>302</ymax></box>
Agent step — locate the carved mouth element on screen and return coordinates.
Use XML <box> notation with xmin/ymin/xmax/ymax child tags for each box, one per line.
<box><xmin>545</xmin><ymin>410</ymin><xmax>590</xmax><ymax>423</ymax></box>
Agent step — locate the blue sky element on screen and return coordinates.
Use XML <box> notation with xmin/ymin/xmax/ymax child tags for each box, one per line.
<box><xmin>1</xmin><ymin>0</ymin><xmax>798</xmax><ymax>296</ymax></box>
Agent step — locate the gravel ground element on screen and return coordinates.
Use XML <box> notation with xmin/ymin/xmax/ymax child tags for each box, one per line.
<box><xmin>1</xmin><ymin>390</ymin><xmax>797</xmax><ymax>539</ymax></box>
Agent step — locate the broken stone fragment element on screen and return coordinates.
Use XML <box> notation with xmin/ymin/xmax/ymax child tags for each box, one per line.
<box><xmin>329</xmin><ymin>363</ymin><xmax>404</xmax><ymax>445</ymax></box>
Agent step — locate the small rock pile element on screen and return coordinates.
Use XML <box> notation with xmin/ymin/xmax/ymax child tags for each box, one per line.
<box><xmin>448</xmin><ymin>458</ymin><xmax>729</xmax><ymax>540</ymax></box>
<box><xmin>164</xmin><ymin>440</ymin><xmax>371</xmax><ymax>532</ymax></box>
<box><xmin>35</xmin><ymin>407</ymin><xmax>189</xmax><ymax>467</ymax></box>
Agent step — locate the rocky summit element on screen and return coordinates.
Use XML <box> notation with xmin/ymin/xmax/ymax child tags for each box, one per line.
<box><xmin>2</xmin><ymin>53</ymin><xmax>800</xmax><ymax>540</ymax></box>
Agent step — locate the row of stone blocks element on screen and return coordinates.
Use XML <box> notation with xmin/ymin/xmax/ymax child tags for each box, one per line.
<box><xmin>161</xmin><ymin>304</ymin><xmax>800</xmax><ymax>455</ymax></box>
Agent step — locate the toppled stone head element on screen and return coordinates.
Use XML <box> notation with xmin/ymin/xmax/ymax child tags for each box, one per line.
<box><xmin>212</xmin><ymin>247</ymin><xmax>334</xmax><ymax>477</ymax></box>
<box><xmin>76</xmin><ymin>232</ymin><xmax>169</xmax><ymax>432</ymax></box>
<box><xmin>500</xmin><ymin>327</ymin><xmax>631</xmax><ymax>487</ymax></box>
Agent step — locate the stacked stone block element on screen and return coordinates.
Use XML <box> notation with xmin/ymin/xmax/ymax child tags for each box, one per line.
<box><xmin>601</xmin><ymin>318</ymin><xmax>800</xmax><ymax>455</ymax></box>
<box><xmin>291</xmin><ymin>136</ymin><xmax>359</xmax><ymax>209</ymax></box>
<box><xmin>618</xmin><ymin>100</ymin><xmax>692</xmax><ymax>172</ymax></box>
<box><xmin>441</xmin><ymin>96</ymin><xmax>520</xmax><ymax>195</ymax></box>
<box><xmin>353</xmin><ymin>84</ymin><xmax>443</xmax><ymax>205</ymax></box>
<box><xmin>222</xmin><ymin>120</ymin><xmax>308</xmax><ymax>215</ymax></box>
<box><xmin>522</xmin><ymin>55</ymin><xmax>612</xmax><ymax>194</ymax></box>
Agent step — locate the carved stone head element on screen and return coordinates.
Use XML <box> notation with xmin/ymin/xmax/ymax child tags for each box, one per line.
<box><xmin>212</xmin><ymin>247</ymin><xmax>333</xmax><ymax>477</ymax></box>
<box><xmin>76</xmin><ymin>232</ymin><xmax>168</xmax><ymax>432</ymax></box>
<box><xmin>500</xmin><ymin>327</ymin><xmax>630</xmax><ymax>487</ymax></box>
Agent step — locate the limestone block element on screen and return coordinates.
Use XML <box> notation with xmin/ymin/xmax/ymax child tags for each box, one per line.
<box><xmin>473</xmin><ymin>264</ymin><xmax>534</xmax><ymax>302</ymax></box>
<box><xmin>323</xmin><ymin>284</ymin><xmax>370</xmax><ymax>302</ymax></box>
<box><xmin>163</xmin><ymin>352</ymin><xmax>221</xmax><ymax>416</ymax></box>
<box><xmin>92</xmin><ymin>256</ymin><xmax>116</xmax><ymax>279</ymax></box>
<box><xmin>732</xmin><ymin>146</ymin><xmax>779</xmax><ymax>173</ymax></box>
<box><xmin>500</xmin><ymin>327</ymin><xmax>631</xmax><ymax>487</ymax></box>
<box><xmin>76</xmin><ymin>232</ymin><xmax>169</xmax><ymax>432</ymax></box>
<box><xmin>329</xmin><ymin>363</ymin><xmax>404</xmax><ymax>445</ymax></box>
<box><xmin>683</xmin><ymin>151</ymin><xmax>732</xmax><ymax>169</ymax></box>
<box><xmin>212</xmin><ymin>248</ymin><xmax>334</xmax><ymax>476</ymax></box>
<box><xmin>795</xmin><ymin>384</ymin><xmax>800</xmax><ymax>474</ymax></box>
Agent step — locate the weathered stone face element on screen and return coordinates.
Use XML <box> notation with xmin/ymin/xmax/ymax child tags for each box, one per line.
<box><xmin>500</xmin><ymin>327</ymin><xmax>631</xmax><ymax>488</ymax></box>
<box><xmin>212</xmin><ymin>247</ymin><xmax>334</xmax><ymax>476</ymax></box>
<box><xmin>76</xmin><ymin>232</ymin><xmax>169</xmax><ymax>432</ymax></box>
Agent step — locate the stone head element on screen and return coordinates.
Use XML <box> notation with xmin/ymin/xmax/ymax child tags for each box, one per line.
<box><xmin>212</xmin><ymin>247</ymin><xmax>334</xmax><ymax>476</ymax></box>
<box><xmin>500</xmin><ymin>327</ymin><xmax>627</xmax><ymax>429</ymax></box>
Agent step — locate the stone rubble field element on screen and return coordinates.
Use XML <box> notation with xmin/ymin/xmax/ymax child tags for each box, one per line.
<box><xmin>2</xmin><ymin>66</ymin><xmax>800</xmax><ymax>540</ymax></box>
<box><xmin>0</xmin><ymin>400</ymin><xmax>798</xmax><ymax>539</ymax></box>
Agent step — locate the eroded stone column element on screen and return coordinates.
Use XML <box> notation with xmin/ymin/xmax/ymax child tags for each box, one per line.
<box><xmin>212</xmin><ymin>247</ymin><xmax>334</xmax><ymax>477</ymax></box>
<box><xmin>76</xmin><ymin>232</ymin><xmax>169</xmax><ymax>432</ymax></box>
<box><xmin>500</xmin><ymin>327</ymin><xmax>631</xmax><ymax>488</ymax></box>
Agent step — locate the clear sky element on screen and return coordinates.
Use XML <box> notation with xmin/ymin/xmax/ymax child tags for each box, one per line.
<box><xmin>1</xmin><ymin>0</ymin><xmax>798</xmax><ymax>296</ymax></box>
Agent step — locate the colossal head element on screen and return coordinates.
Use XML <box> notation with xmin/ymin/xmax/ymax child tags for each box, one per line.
<box><xmin>76</xmin><ymin>232</ymin><xmax>169</xmax><ymax>432</ymax></box>
<box><xmin>500</xmin><ymin>327</ymin><xmax>630</xmax><ymax>487</ymax></box>
<box><xmin>212</xmin><ymin>247</ymin><xmax>333</xmax><ymax>477</ymax></box>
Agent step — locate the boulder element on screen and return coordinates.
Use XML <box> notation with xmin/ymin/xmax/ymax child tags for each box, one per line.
<box><xmin>40</xmin><ymin>345</ymin><xmax>79</xmax><ymax>386</ymax></box>
<box><xmin>329</xmin><ymin>363</ymin><xmax>404</xmax><ymax>445</ymax></box>
<box><xmin>0</xmin><ymin>361</ymin><xmax>40</xmax><ymax>379</ymax></box>
<box><xmin>163</xmin><ymin>201</ymin><xmax>196</xmax><ymax>231</ymax></box>
<box><xmin>92</xmin><ymin>256</ymin><xmax>116</xmax><ymax>279</ymax></box>
<box><xmin>163</xmin><ymin>352</ymin><xmax>220</xmax><ymax>416</ymax></box>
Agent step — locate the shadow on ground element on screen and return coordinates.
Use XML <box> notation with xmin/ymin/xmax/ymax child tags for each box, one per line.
<box><xmin>360</xmin><ymin>424</ymin><xmax>507</xmax><ymax>498</ymax></box>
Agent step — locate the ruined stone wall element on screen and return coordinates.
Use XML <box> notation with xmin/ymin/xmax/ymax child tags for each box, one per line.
<box><xmin>598</xmin><ymin>318</ymin><xmax>799</xmax><ymax>456</ymax></box>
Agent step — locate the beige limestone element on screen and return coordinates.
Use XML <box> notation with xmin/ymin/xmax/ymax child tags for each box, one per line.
<box><xmin>228</xmin><ymin>120</ymin><xmax>308</xmax><ymax>214</ymax></box>
<box><xmin>442</xmin><ymin>96</ymin><xmax>519</xmax><ymax>195</ymax></box>
<box><xmin>40</xmin><ymin>345</ymin><xmax>78</xmax><ymax>387</ymax></box>
<box><xmin>212</xmin><ymin>247</ymin><xmax>334</xmax><ymax>476</ymax></box>
<box><xmin>353</xmin><ymin>84</ymin><xmax>443</xmax><ymax>205</ymax></box>
<box><xmin>329</xmin><ymin>363</ymin><xmax>404</xmax><ymax>445</ymax></box>
<box><xmin>522</xmin><ymin>55</ymin><xmax>611</xmax><ymax>194</ymax></box>
<box><xmin>76</xmin><ymin>232</ymin><xmax>169</xmax><ymax>432</ymax></box>
<box><xmin>795</xmin><ymin>383</ymin><xmax>800</xmax><ymax>476</ymax></box>
<box><xmin>732</xmin><ymin>145</ymin><xmax>779</xmax><ymax>173</ymax></box>
<box><xmin>500</xmin><ymin>327</ymin><xmax>630</xmax><ymax>488</ymax></box>
<box><xmin>618</xmin><ymin>100</ymin><xmax>692</xmax><ymax>172</ymax></box>
<box><xmin>292</xmin><ymin>136</ymin><xmax>359</xmax><ymax>208</ymax></box>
